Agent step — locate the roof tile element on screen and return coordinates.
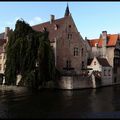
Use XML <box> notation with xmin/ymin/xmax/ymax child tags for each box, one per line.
<box><xmin>96</xmin><ymin>57</ymin><xmax>111</xmax><ymax>67</ymax></box>
<box><xmin>32</xmin><ymin>17</ymin><xmax>66</xmax><ymax>42</ymax></box>
<box><xmin>88</xmin><ymin>34</ymin><xmax>118</xmax><ymax>47</ymax></box>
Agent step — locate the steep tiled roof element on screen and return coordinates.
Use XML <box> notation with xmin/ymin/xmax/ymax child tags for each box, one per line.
<box><xmin>107</xmin><ymin>34</ymin><xmax>118</xmax><ymax>46</ymax></box>
<box><xmin>32</xmin><ymin>17</ymin><xmax>66</xmax><ymax>42</ymax></box>
<box><xmin>87</xmin><ymin>34</ymin><xmax>118</xmax><ymax>47</ymax></box>
<box><xmin>87</xmin><ymin>58</ymin><xmax>93</xmax><ymax>65</ymax></box>
<box><xmin>87</xmin><ymin>39</ymin><xmax>99</xmax><ymax>47</ymax></box>
<box><xmin>96</xmin><ymin>57</ymin><xmax>111</xmax><ymax>67</ymax></box>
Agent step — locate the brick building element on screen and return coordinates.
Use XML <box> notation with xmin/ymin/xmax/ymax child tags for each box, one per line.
<box><xmin>32</xmin><ymin>4</ymin><xmax>88</xmax><ymax>75</ymax></box>
<box><xmin>0</xmin><ymin>5</ymin><xmax>88</xmax><ymax>86</ymax></box>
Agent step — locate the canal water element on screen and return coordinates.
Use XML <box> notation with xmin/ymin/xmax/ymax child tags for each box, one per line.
<box><xmin>0</xmin><ymin>85</ymin><xmax>120</xmax><ymax>118</ymax></box>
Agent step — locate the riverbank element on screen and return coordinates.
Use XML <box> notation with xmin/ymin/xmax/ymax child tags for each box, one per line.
<box><xmin>0</xmin><ymin>82</ymin><xmax>120</xmax><ymax>91</ymax></box>
<box><xmin>0</xmin><ymin>85</ymin><xmax>28</xmax><ymax>91</ymax></box>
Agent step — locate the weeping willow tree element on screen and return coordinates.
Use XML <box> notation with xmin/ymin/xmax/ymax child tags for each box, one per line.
<box><xmin>5</xmin><ymin>19</ymin><xmax>55</xmax><ymax>88</ymax></box>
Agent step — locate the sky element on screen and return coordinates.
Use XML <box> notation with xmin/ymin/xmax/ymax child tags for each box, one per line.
<box><xmin>1</xmin><ymin>2</ymin><xmax>120</xmax><ymax>39</ymax></box>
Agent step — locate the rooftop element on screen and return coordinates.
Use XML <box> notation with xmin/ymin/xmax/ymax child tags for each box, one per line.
<box><xmin>97</xmin><ymin>57</ymin><xmax>111</xmax><ymax>67</ymax></box>
<box><xmin>87</xmin><ymin>34</ymin><xmax>119</xmax><ymax>47</ymax></box>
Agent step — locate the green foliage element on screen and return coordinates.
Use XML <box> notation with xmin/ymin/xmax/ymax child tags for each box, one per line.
<box><xmin>5</xmin><ymin>19</ymin><xmax>55</xmax><ymax>88</ymax></box>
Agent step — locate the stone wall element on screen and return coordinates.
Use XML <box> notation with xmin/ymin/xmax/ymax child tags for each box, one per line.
<box><xmin>55</xmin><ymin>75</ymin><xmax>93</xmax><ymax>89</ymax></box>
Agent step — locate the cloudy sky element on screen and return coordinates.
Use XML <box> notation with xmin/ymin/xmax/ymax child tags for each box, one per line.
<box><xmin>1</xmin><ymin>2</ymin><xmax>120</xmax><ymax>39</ymax></box>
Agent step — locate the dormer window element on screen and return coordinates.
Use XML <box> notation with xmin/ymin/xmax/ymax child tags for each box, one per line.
<box><xmin>54</xmin><ymin>24</ymin><xmax>58</xmax><ymax>30</ymax></box>
<box><xmin>95</xmin><ymin>43</ymin><xmax>98</xmax><ymax>47</ymax></box>
<box><xmin>43</xmin><ymin>27</ymin><xmax>47</xmax><ymax>31</ymax></box>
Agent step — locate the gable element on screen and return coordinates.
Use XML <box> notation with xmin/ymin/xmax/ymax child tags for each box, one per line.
<box><xmin>32</xmin><ymin>15</ymin><xmax>80</xmax><ymax>43</ymax></box>
<box><xmin>90</xmin><ymin>57</ymin><xmax>100</xmax><ymax>67</ymax></box>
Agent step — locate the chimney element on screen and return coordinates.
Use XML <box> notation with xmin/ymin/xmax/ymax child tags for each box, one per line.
<box><xmin>4</xmin><ymin>27</ymin><xmax>10</xmax><ymax>39</ymax></box>
<box><xmin>102</xmin><ymin>31</ymin><xmax>107</xmax><ymax>39</ymax></box>
<box><xmin>102</xmin><ymin>31</ymin><xmax>107</xmax><ymax>58</ymax></box>
<box><xmin>50</xmin><ymin>15</ymin><xmax>55</xmax><ymax>24</ymax></box>
<box><xmin>85</xmin><ymin>37</ymin><xmax>87</xmax><ymax>40</ymax></box>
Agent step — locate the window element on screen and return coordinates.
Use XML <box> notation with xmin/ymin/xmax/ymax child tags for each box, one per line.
<box><xmin>0</xmin><ymin>64</ymin><xmax>2</xmax><ymax>70</ymax></box>
<box><xmin>74</xmin><ymin>47</ymin><xmax>79</xmax><ymax>56</ymax></box>
<box><xmin>3</xmin><ymin>55</ymin><xmax>5</xmax><ymax>59</ymax></box>
<box><xmin>66</xmin><ymin>60</ymin><xmax>71</xmax><ymax>70</ymax></box>
<box><xmin>3</xmin><ymin>64</ymin><xmax>5</xmax><ymax>71</ymax></box>
<box><xmin>66</xmin><ymin>60</ymin><xmax>69</xmax><ymax>68</ymax></box>
<box><xmin>54</xmin><ymin>24</ymin><xmax>58</xmax><ymax>30</ymax></box>
<box><xmin>114</xmin><ymin>77</ymin><xmax>117</xmax><ymax>83</ymax></box>
<box><xmin>43</xmin><ymin>27</ymin><xmax>47</xmax><ymax>31</ymax></box>
<box><xmin>108</xmin><ymin>69</ymin><xmax>111</xmax><ymax>76</ymax></box>
<box><xmin>68</xmin><ymin>34</ymin><xmax>72</xmax><ymax>39</ymax></box>
<box><xmin>82</xmin><ymin>61</ymin><xmax>84</xmax><ymax>69</ymax></box>
<box><xmin>95</xmin><ymin>43</ymin><xmax>98</xmax><ymax>47</ymax></box>
<box><xmin>69</xmin><ymin>25</ymin><xmax>71</xmax><ymax>28</ymax></box>
<box><xmin>104</xmin><ymin>70</ymin><xmax>106</xmax><ymax>76</ymax></box>
<box><xmin>81</xmin><ymin>48</ymin><xmax>84</xmax><ymax>56</ymax></box>
<box><xmin>94</xmin><ymin>61</ymin><xmax>96</xmax><ymax>65</ymax></box>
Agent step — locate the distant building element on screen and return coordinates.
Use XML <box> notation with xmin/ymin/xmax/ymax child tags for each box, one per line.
<box><xmin>0</xmin><ymin>27</ymin><xmax>10</xmax><ymax>74</ymax></box>
<box><xmin>87</xmin><ymin>57</ymin><xmax>113</xmax><ymax>87</ymax></box>
<box><xmin>0</xmin><ymin>39</ymin><xmax>6</xmax><ymax>74</ymax></box>
<box><xmin>87</xmin><ymin>31</ymin><xmax>120</xmax><ymax>84</ymax></box>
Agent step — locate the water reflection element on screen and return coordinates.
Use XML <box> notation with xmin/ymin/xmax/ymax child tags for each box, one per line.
<box><xmin>90</xmin><ymin>87</ymin><xmax>114</xmax><ymax>112</ymax></box>
<box><xmin>0</xmin><ymin>85</ymin><xmax>120</xmax><ymax>118</ymax></box>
